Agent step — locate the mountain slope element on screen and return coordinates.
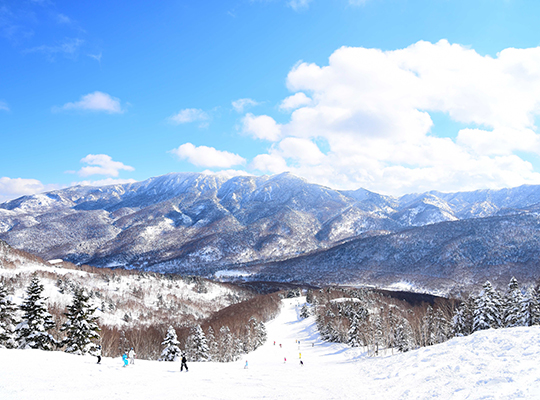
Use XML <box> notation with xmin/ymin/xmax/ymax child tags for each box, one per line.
<box><xmin>3</xmin><ymin>172</ymin><xmax>540</xmax><ymax>291</ymax></box>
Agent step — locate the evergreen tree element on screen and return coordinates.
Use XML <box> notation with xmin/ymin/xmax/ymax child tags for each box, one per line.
<box><xmin>394</xmin><ymin>317</ymin><xmax>414</xmax><ymax>353</ymax></box>
<box><xmin>0</xmin><ymin>281</ymin><xmax>18</xmax><ymax>348</ymax></box>
<box><xmin>453</xmin><ymin>296</ymin><xmax>474</xmax><ymax>336</ymax></box>
<box><xmin>473</xmin><ymin>281</ymin><xmax>502</xmax><ymax>332</ymax></box>
<box><xmin>254</xmin><ymin>319</ymin><xmax>267</xmax><ymax>349</ymax></box>
<box><xmin>206</xmin><ymin>326</ymin><xmax>218</xmax><ymax>361</ymax></box>
<box><xmin>159</xmin><ymin>326</ymin><xmax>181</xmax><ymax>361</ymax></box>
<box><xmin>433</xmin><ymin>308</ymin><xmax>451</xmax><ymax>344</ymax></box>
<box><xmin>61</xmin><ymin>288</ymin><xmax>100</xmax><ymax>355</ymax></box>
<box><xmin>300</xmin><ymin>304</ymin><xmax>310</xmax><ymax>319</ymax></box>
<box><xmin>16</xmin><ymin>274</ymin><xmax>56</xmax><ymax>350</ymax></box>
<box><xmin>503</xmin><ymin>277</ymin><xmax>526</xmax><ymax>328</ymax></box>
<box><xmin>190</xmin><ymin>324</ymin><xmax>209</xmax><ymax>361</ymax></box>
<box><xmin>521</xmin><ymin>287</ymin><xmax>540</xmax><ymax>326</ymax></box>
<box><xmin>218</xmin><ymin>326</ymin><xmax>234</xmax><ymax>362</ymax></box>
<box><xmin>347</xmin><ymin>314</ymin><xmax>361</xmax><ymax>347</ymax></box>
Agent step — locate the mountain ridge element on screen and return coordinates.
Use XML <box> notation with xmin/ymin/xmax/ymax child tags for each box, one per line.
<box><xmin>2</xmin><ymin>171</ymin><xmax>540</xmax><ymax>291</ymax></box>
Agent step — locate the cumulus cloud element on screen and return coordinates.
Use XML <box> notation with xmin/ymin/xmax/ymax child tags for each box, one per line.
<box><xmin>248</xmin><ymin>40</ymin><xmax>540</xmax><ymax>194</ymax></box>
<box><xmin>59</xmin><ymin>91</ymin><xmax>123</xmax><ymax>113</ymax></box>
<box><xmin>170</xmin><ymin>143</ymin><xmax>246</xmax><ymax>168</ymax></box>
<box><xmin>242</xmin><ymin>113</ymin><xmax>282</xmax><ymax>141</ymax></box>
<box><xmin>279</xmin><ymin>92</ymin><xmax>312</xmax><ymax>111</ymax></box>
<box><xmin>169</xmin><ymin>108</ymin><xmax>210</xmax><ymax>124</ymax></box>
<box><xmin>76</xmin><ymin>154</ymin><xmax>134</xmax><ymax>177</ymax></box>
<box><xmin>0</xmin><ymin>177</ymin><xmax>52</xmax><ymax>203</ymax></box>
<box><xmin>232</xmin><ymin>98</ymin><xmax>259</xmax><ymax>113</ymax></box>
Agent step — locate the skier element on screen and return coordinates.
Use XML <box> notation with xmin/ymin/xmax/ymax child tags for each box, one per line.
<box><xmin>299</xmin><ymin>352</ymin><xmax>301</xmax><ymax>359</ymax></box>
<box><xmin>122</xmin><ymin>353</ymin><xmax>129</xmax><ymax>367</ymax></box>
<box><xmin>244</xmin><ymin>360</ymin><xmax>248</xmax><ymax>369</ymax></box>
<box><xmin>300</xmin><ymin>360</ymin><xmax>304</xmax><ymax>366</ymax></box>
<box><xmin>284</xmin><ymin>357</ymin><xmax>286</xmax><ymax>363</ymax></box>
<box><xmin>180</xmin><ymin>354</ymin><xmax>189</xmax><ymax>372</ymax></box>
<box><xmin>129</xmin><ymin>347</ymin><xmax>136</xmax><ymax>365</ymax></box>
<box><xmin>96</xmin><ymin>345</ymin><xmax>102</xmax><ymax>364</ymax></box>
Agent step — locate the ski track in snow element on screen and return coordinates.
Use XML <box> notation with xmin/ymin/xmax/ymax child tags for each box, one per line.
<box><xmin>2</xmin><ymin>298</ymin><xmax>540</xmax><ymax>399</ymax></box>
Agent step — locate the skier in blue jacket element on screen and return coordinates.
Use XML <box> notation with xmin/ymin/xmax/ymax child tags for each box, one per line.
<box><xmin>122</xmin><ymin>353</ymin><xmax>129</xmax><ymax>367</ymax></box>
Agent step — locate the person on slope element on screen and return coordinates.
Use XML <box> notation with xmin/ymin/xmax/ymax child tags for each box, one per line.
<box><xmin>244</xmin><ymin>360</ymin><xmax>248</xmax><ymax>369</ymax></box>
<box><xmin>122</xmin><ymin>353</ymin><xmax>129</xmax><ymax>367</ymax></box>
<box><xmin>129</xmin><ymin>347</ymin><xmax>136</xmax><ymax>365</ymax></box>
<box><xmin>180</xmin><ymin>354</ymin><xmax>189</xmax><ymax>372</ymax></box>
<box><xmin>96</xmin><ymin>345</ymin><xmax>102</xmax><ymax>364</ymax></box>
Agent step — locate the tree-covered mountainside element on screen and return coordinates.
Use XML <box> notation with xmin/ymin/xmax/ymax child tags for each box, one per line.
<box><xmin>2</xmin><ymin>172</ymin><xmax>540</xmax><ymax>292</ymax></box>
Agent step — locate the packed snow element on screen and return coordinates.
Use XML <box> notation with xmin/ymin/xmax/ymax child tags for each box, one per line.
<box><xmin>2</xmin><ymin>297</ymin><xmax>540</xmax><ymax>399</ymax></box>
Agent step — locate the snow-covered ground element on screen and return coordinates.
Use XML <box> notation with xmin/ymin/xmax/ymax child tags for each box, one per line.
<box><xmin>2</xmin><ymin>298</ymin><xmax>540</xmax><ymax>399</ymax></box>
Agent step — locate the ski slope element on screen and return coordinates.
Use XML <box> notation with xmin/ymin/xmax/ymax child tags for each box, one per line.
<box><xmin>2</xmin><ymin>298</ymin><xmax>540</xmax><ymax>399</ymax></box>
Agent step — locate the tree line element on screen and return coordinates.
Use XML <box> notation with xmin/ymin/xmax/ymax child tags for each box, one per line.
<box><xmin>304</xmin><ymin>277</ymin><xmax>540</xmax><ymax>356</ymax></box>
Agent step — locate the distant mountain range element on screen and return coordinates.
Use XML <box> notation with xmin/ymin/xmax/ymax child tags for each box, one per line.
<box><xmin>2</xmin><ymin>172</ymin><xmax>540</xmax><ymax>293</ymax></box>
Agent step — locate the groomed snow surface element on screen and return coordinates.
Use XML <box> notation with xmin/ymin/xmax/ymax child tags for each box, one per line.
<box><xmin>2</xmin><ymin>298</ymin><xmax>540</xmax><ymax>399</ymax></box>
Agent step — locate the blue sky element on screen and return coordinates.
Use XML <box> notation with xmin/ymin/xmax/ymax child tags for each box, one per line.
<box><xmin>2</xmin><ymin>0</ymin><xmax>540</xmax><ymax>201</ymax></box>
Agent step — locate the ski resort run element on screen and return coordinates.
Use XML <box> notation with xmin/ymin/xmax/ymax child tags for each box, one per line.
<box><xmin>1</xmin><ymin>298</ymin><xmax>540</xmax><ymax>399</ymax></box>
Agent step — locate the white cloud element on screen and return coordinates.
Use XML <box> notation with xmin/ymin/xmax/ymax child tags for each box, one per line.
<box><xmin>288</xmin><ymin>0</ymin><xmax>313</xmax><ymax>11</ymax></box>
<box><xmin>0</xmin><ymin>100</ymin><xmax>9</xmax><ymax>112</ymax></box>
<box><xmin>169</xmin><ymin>108</ymin><xmax>210</xmax><ymax>124</ymax></box>
<box><xmin>248</xmin><ymin>40</ymin><xmax>540</xmax><ymax>194</ymax></box>
<box><xmin>170</xmin><ymin>143</ymin><xmax>246</xmax><ymax>168</ymax></box>
<box><xmin>88</xmin><ymin>52</ymin><xmax>102</xmax><ymax>63</ymax></box>
<box><xmin>251</xmin><ymin>154</ymin><xmax>289</xmax><ymax>174</ymax></box>
<box><xmin>25</xmin><ymin>38</ymin><xmax>84</xmax><ymax>60</ymax></box>
<box><xmin>232</xmin><ymin>98</ymin><xmax>259</xmax><ymax>113</ymax></box>
<box><xmin>279</xmin><ymin>92</ymin><xmax>312</xmax><ymax>111</ymax></box>
<box><xmin>76</xmin><ymin>154</ymin><xmax>134</xmax><ymax>177</ymax></box>
<box><xmin>0</xmin><ymin>177</ymin><xmax>56</xmax><ymax>203</ymax></box>
<box><xmin>242</xmin><ymin>113</ymin><xmax>282</xmax><ymax>141</ymax></box>
<box><xmin>56</xmin><ymin>13</ymin><xmax>72</xmax><ymax>24</ymax></box>
<box><xmin>59</xmin><ymin>91</ymin><xmax>123</xmax><ymax>113</ymax></box>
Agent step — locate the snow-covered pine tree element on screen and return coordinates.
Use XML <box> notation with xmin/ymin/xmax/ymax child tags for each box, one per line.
<box><xmin>394</xmin><ymin>316</ymin><xmax>414</xmax><ymax>353</ymax></box>
<box><xmin>61</xmin><ymin>288</ymin><xmax>100</xmax><ymax>355</ymax></box>
<box><xmin>254</xmin><ymin>319</ymin><xmax>267</xmax><ymax>349</ymax></box>
<box><xmin>206</xmin><ymin>326</ymin><xmax>218</xmax><ymax>361</ymax></box>
<box><xmin>300</xmin><ymin>303</ymin><xmax>310</xmax><ymax>319</ymax></box>
<box><xmin>433</xmin><ymin>308</ymin><xmax>451</xmax><ymax>344</ymax></box>
<box><xmin>452</xmin><ymin>295</ymin><xmax>474</xmax><ymax>337</ymax></box>
<box><xmin>347</xmin><ymin>314</ymin><xmax>361</xmax><ymax>347</ymax></box>
<box><xmin>218</xmin><ymin>326</ymin><xmax>234</xmax><ymax>362</ymax></box>
<box><xmin>521</xmin><ymin>287</ymin><xmax>540</xmax><ymax>327</ymax></box>
<box><xmin>16</xmin><ymin>274</ymin><xmax>56</xmax><ymax>350</ymax></box>
<box><xmin>190</xmin><ymin>324</ymin><xmax>209</xmax><ymax>361</ymax></box>
<box><xmin>159</xmin><ymin>326</ymin><xmax>181</xmax><ymax>361</ymax></box>
<box><xmin>503</xmin><ymin>277</ymin><xmax>526</xmax><ymax>328</ymax></box>
<box><xmin>473</xmin><ymin>281</ymin><xmax>502</xmax><ymax>332</ymax></box>
<box><xmin>0</xmin><ymin>281</ymin><xmax>18</xmax><ymax>348</ymax></box>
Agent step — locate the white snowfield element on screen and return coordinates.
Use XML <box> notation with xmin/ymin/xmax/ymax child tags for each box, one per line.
<box><xmin>2</xmin><ymin>298</ymin><xmax>540</xmax><ymax>399</ymax></box>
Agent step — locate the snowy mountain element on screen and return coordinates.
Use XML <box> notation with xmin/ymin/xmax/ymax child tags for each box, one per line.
<box><xmin>2</xmin><ymin>172</ymin><xmax>540</xmax><ymax>291</ymax></box>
